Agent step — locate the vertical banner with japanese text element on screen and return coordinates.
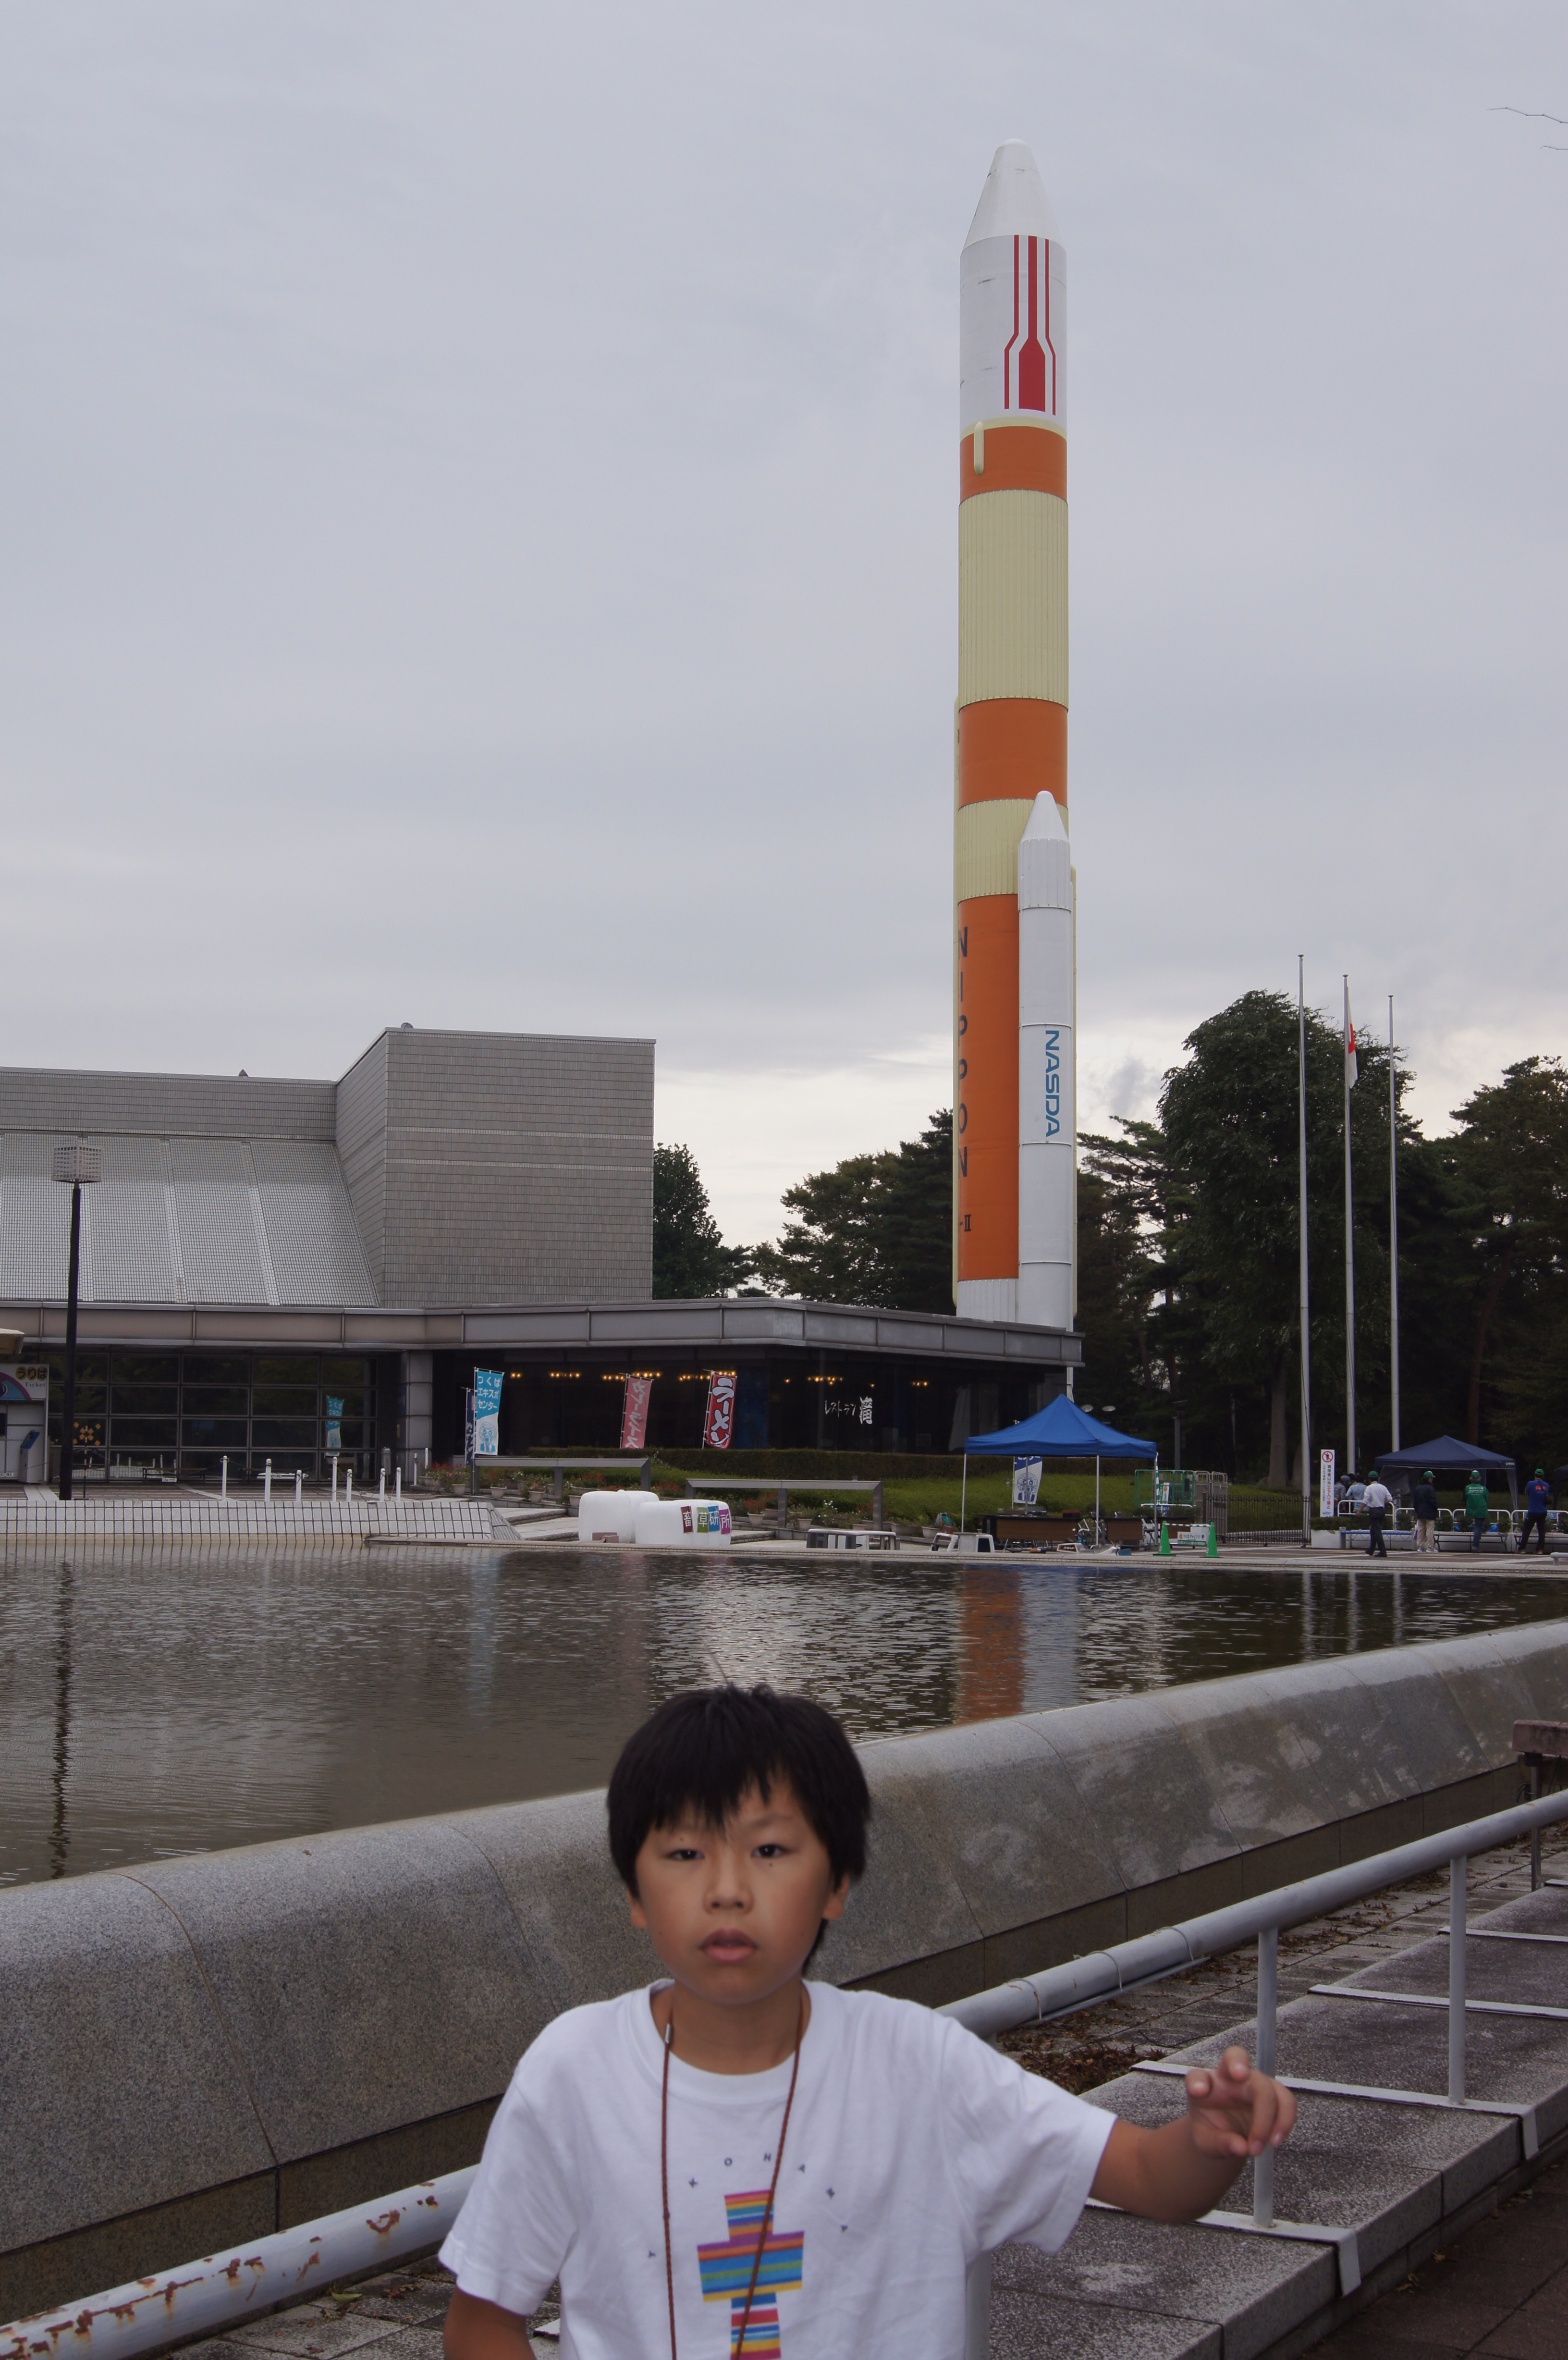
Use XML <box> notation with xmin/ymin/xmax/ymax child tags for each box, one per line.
<box><xmin>621</xmin><ymin>1376</ymin><xmax>653</xmax><ymax>1450</ymax></box>
<box><xmin>702</xmin><ymin>1370</ymin><xmax>737</xmax><ymax>1450</ymax></box>
<box><xmin>474</xmin><ymin>1370</ymin><xmax>503</xmax><ymax>1458</ymax></box>
<box><xmin>1319</xmin><ymin>1449</ymin><xmax>1336</xmax><ymax>1520</ymax></box>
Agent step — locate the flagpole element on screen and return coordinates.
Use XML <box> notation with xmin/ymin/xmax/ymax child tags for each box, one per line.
<box><xmin>1389</xmin><ymin>993</ymin><xmax>1400</xmax><ymax>1453</ymax></box>
<box><xmin>1343</xmin><ymin>974</ymin><xmax>1357</xmax><ymax>1476</ymax></box>
<box><xmin>1298</xmin><ymin>957</ymin><xmax>1312</xmax><ymax>1549</ymax></box>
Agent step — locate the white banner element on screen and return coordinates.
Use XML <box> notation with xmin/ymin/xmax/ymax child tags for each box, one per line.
<box><xmin>1012</xmin><ymin>1455</ymin><xmax>1043</xmax><ymax>1505</ymax></box>
<box><xmin>1319</xmin><ymin>1448</ymin><xmax>1336</xmax><ymax>1520</ymax></box>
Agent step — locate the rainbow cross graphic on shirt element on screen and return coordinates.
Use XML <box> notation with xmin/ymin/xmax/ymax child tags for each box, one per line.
<box><xmin>696</xmin><ymin>2189</ymin><xmax>804</xmax><ymax>2358</ymax></box>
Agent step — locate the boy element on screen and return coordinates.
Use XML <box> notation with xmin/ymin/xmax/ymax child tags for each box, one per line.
<box><xmin>442</xmin><ymin>1685</ymin><xmax>1296</xmax><ymax>2360</ymax></box>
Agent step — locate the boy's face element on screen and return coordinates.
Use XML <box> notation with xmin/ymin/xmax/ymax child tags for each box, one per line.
<box><xmin>627</xmin><ymin>1779</ymin><xmax>849</xmax><ymax>2005</ymax></box>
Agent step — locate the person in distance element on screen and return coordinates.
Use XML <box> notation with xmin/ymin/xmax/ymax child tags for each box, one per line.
<box><xmin>1522</xmin><ymin>1468</ymin><xmax>1552</xmax><ymax>1556</ymax></box>
<box><xmin>441</xmin><ymin>1684</ymin><xmax>1296</xmax><ymax>2360</ymax></box>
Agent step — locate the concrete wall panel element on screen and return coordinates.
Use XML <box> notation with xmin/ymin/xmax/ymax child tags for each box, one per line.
<box><xmin>0</xmin><ymin>1876</ymin><xmax>274</xmax><ymax>2254</ymax></box>
<box><xmin>126</xmin><ymin>1820</ymin><xmax>538</xmax><ymax>2163</ymax></box>
<box><xmin>1025</xmin><ymin>1690</ymin><xmax>1244</xmax><ymax>1888</ymax></box>
<box><xmin>439</xmin><ymin>1789</ymin><xmax>661</xmax><ymax>2020</ymax></box>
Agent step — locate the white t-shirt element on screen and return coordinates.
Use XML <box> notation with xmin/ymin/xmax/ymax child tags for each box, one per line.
<box><xmin>441</xmin><ymin>1979</ymin><xmax>1115</xmax><ymax>2360</ymax></box>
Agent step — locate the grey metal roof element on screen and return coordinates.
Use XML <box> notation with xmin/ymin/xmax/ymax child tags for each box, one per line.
<box><xmin>0</xmin><ymin>1132</ymin><xmax>377</xmax><ymax>1307</ymax></box>
<box><xmin>0</xmin><ymin>1291</ymin><xmax>1078</xmax><ymax>1361</ymax></box>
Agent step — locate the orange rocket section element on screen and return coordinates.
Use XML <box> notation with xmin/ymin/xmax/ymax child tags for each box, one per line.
<box><xmin>957</xmin><ymin>699</ymin><xmax>1066</xmax><ymax>811</ymax></box>
<box><xmin>960</xmin><ymin>424</ymin><xmax>1066</xmax><ymax>502</ymax></box>
<box><xmin>956</xmin><ymin>895</ymin><xmax>1019</xmax><ymax>1284</ymax></box>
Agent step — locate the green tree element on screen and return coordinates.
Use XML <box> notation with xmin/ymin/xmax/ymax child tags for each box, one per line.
<box><xmin>750</xmin><ymin>1110</ymin><xmax>954</xmax><ymax>1312</ymax></box>
<box><xmin>1076</xmin><ymin>1121</ymin><xmax>1169</xmax><ymax>1424</ymax></box>
<box><xmin>1158</xmin><ymin>990</ymin><xmax>1405</xmax><ymax>1484</ymax></box>
<box><xmin>1450</xmin><ymin>1057</ymin><xmax>1568</xmax><ymax>1450</ymax></box>
<box><xmin>652</xmin><ymin>1144</ymin><xmax>754</xmax><ymax>1298</ymax></box>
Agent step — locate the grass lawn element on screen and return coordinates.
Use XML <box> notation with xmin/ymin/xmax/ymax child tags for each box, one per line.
<box><xmin>465</xmin><ymin>1458</ymin><xmax>1304</xmax><ymax>1532</ymax></box>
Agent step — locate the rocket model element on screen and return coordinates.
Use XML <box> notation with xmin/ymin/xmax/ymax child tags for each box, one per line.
<box><xmin>954</xmin><ymin>140</ymin><xmax>1074</xmax><ymax>1328</ymax></box>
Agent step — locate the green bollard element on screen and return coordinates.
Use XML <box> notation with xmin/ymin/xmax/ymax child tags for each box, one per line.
<box><xmin>1207</xmin><ymin>1520</ymin><xmax>1218</xmax><ymax>1560</ymax></box>
<box><xmin>1159</xmin><ymin>1517</ymin><xmax>1170</xmax><ymax>1557</ymax></box>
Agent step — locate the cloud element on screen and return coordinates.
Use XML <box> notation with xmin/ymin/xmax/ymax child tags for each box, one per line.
<box><xmin>2</xmin><ymin>0</ymin><xmax>1564</xmax><ymax>1243</ymax></box>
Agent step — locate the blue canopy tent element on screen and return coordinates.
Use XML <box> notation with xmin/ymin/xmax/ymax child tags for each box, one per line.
<box><xmin>962</xmin><ymin>1393</ymin><xmax>1158</xmax><ymax>1539</ymax></box>
<box><xmin>1372</xmin><ymin>1436</ymin><xmax>1518</xmax><ymax>1512</ymax></box>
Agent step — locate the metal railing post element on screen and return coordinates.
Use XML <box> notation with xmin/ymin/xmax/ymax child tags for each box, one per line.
<box><xmin>1530</xmin><ymin>1760</ymin><xmax>1543</xmax><ymax>1892</ymax></box>
<box><xmin>964</xmin><ymin>2250</ymin><xmax>992</xmax><ymax>2359</ymax></box>
<box><xmin>1253</xmin><ymin>1925</ymin><xmax>1278</xmax><ymax>2226</ymax></box>
<box><xmin>1448</xmin><ymin>1853</ymin><xmax>1467</xmax><ymax>2103</ymax></box>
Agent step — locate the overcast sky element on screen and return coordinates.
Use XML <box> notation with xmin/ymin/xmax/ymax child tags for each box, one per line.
<box><xmin>4</xmin><ymin>2</ymin><xmax>1564</xmax><ymax>1242</ymax></box>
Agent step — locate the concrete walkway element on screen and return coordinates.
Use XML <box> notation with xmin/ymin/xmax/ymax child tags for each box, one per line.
<box><xmin>1319</xmin><ymin>2150</ymin><xmax>1568</xmax><ymax>2357</ymax></box>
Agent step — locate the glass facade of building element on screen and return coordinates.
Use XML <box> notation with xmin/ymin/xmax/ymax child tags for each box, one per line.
<box><xmin>429</xmin><ymin>1351</ymin><xmax>1042</xmax><ymax>1461</ymax></box>
<box><xmin>38</xmin><ymin>1352</ymin><xmax>375</xmax><ymax>1478</ymax></box>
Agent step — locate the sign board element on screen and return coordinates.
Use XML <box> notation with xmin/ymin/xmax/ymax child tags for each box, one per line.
<box><xmin>325</xmin><ymin>1395</ymin><xmax>344</xmax><ymax>1453</ymax></box>
<box><xmin>473</xmin><ymin>1370</ymin><xmax>503</xmax><ymax>1458</ymax></box>
<box><xmin>621</xmin><ymin>1375</ymin><xmax>653</xmax><ymax>1451</ymax></box>
<box><xmin>1319</xmin><ymin>1449</ymin><xmax>1336</xmax><ymax>1520</ymax></box>
<box><xmin>702</xmin><ymin>1370</ymin><xmax>737</xmax><ymax>1450</ymax></box>
<box><xmin>0</xmin><ymin>1363</ymin><xmax>49</xmax><ymax>1484</ymax></box>
<box><xmin>1012</xmin><ymin>1454</ymin><xmax>1043</xmax><ymax>1506</ymax></box>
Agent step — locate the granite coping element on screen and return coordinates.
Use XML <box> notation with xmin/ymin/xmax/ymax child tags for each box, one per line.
<box><xmin>0</xmin><ymin>1876</ymin><xmax>276</xmax><ymax>2252</ymax></box>
<box><xmin>126</xmin><ymin>1821</ymin><xmax>539</xmax><ymax>2164</ymax></box>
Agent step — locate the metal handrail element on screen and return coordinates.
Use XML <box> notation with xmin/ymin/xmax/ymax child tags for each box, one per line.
<box><xmin>1</xmin><ymin>2174</ymin><xmax>476</xmax><ymax>2360</ymax></box>
<box><xmin>940</xmin><ymin>1787</ymin><xmax>1568</xmax><ymax>2042</ymax></box>
<box><xmin>948</xmin><ymin>1785</ymin><xmax>1568</xmax><ymax>2353</ymax></box>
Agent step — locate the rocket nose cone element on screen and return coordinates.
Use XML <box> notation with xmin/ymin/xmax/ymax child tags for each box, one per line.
<box><xmin>1020</xmin><ymin>791</ymin><xmax>1068</xmax><ymax>843</ymax></box>
<box><xmin>964</xmin><ymin>139</ymin><xmax>1061</xmax><ymax>248</ymax></box>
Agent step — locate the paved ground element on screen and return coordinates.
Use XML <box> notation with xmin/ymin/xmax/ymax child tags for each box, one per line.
<box><xmin>179</xmin><ymin>1827</ymin><xmax>1568</xmax><ymax>2360</ymax></box>
<box><xmin>1317</xmin><ymin>2151</ymin><xmax>1568</xmax><ymax>2358</ymax></box>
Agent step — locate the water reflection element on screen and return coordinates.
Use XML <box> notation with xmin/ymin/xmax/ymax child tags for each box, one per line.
<box><xmin>0</xmin><ymin>1548</ymin><xmax>1562</xmax><ymax>1889</ymax></box>
<box><xmin>49</xmin><ymin>1560</ymin><xmax>73</xmax><ymax>1877</ymax></box>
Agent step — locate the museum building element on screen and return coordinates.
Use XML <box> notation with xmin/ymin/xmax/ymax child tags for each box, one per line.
<box><xmin>0</xmin><ymin>1028</ymin><xmax>1078</xmax><ymax>1478</ymax></box>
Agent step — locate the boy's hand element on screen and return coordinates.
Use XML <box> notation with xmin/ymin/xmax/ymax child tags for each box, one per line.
<box><xmin>1183</xmin><ymin>2045</ymin><xmax>1297</xmax><ymax>2159</ymax></box>
<box><xmin>1091</xmin><ymin>2045</ymin><xmax>1298</xmax><ymax>2222</ymax></box>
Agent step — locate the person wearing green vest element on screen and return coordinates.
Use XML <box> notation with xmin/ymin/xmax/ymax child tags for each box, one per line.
<box><xmin>1465</xmin><ymin>1470</ymin><xmax>1490</xmax><ymax>1552</ymax></box>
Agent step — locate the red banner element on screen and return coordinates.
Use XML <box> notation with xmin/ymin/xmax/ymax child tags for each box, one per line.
<box><xmin>702</xmin><ymin>1370</ymin><xmax>737</xmax><ymax>1450</ymax></box>
<box><xmin>620</xmin><ymin>1376</ymin><xmax>653</xmax><ymax>1451</ymax></box>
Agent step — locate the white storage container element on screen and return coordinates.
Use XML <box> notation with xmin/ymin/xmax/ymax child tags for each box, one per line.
<box><xmin>632</xmin><ymin>1496</ymin><xmax>733</xmax><ymax>1548</ymax></box>
<box><xmin>577</xmin><ymin>1489</ymin><xmax>642</xmax><ymax>1542</ymax></box>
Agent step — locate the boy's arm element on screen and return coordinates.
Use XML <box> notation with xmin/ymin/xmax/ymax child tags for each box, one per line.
<box><xmin>1090</xmin><ymin>2046</ymin><xmax>1297</xmax><ymax>2224</ymax></box>
<box><xmin>444</xmin><ymin>2289</ymin><xmax>537</xmax><ymax>2360</ymax></box>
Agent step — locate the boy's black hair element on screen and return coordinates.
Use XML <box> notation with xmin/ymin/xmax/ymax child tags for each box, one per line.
<box><xmin>607</xmin><ymin>1683</ymin><xmax>871</xmax><ymax>1896</ymax></box>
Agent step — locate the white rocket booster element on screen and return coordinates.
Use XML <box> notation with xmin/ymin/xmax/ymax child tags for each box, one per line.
<box><xmin>1017</xmin><ymin>791</ymin><xmax>1075</xmax><ymax>1329</ymax></box>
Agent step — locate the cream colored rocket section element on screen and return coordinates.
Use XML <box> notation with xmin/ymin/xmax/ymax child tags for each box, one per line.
<box><xmin>957</xmin><ymin>494</ymin><xmax>1068</xmax><ymax>706</ymax></box>
<box><xmin>1017</xmin><ymin>793</ymin><xmax>1075</xmax><ymax>1328</ymax></box>
<box><xmin>954</xmin><ymin>799</ymin><xmax>1034</xmax><ymax>899</ymax></box>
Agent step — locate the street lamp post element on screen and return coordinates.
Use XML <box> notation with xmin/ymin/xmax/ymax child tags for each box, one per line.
<box><xmin>50</xmin><ymin>1145</ymin><xmax>102</xmax><ymax>1501</ymax></box>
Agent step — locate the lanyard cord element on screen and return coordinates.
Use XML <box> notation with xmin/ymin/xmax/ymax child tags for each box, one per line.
<box><xmin>661</xmin><ymin>1995</ymin><xmax>805</xmax><ymax>2360</ymax></box>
